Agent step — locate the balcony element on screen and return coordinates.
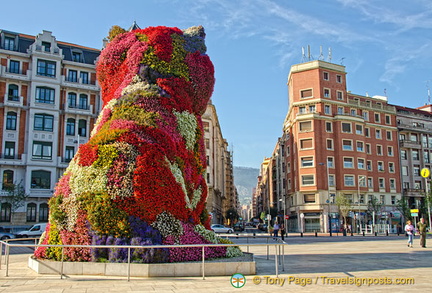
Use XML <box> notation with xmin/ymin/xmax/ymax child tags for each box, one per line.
<box><xmin>399</xmin><ymin>140</ymin><xmax>421</xmax><ymax>149</ymax></box>
<box><xmin>64</xmin><ymin>103</ymin><xmax>93</xmax><ymax>115</ymax></box>
<box><xmin>398</xmin><ymin>123</ymin><xmax>432</xmax><ymax>133</ymax></box>
<box><xmin>3</xmin><ymin>94</ymin><xmax>24</xmax><ymax>107</ymax></box>
<box><xmin>61</xmin><ymin>76</ymin><xmax>98</xmax><ymax>90</ymax></box>
<box><xmin>0</xmin><ymin>153</ymin><xmax>24</xmax><ymax>165</ymax></box>
<box><xmin>0</xmin><ymin>66</ymin><xmax>30</xmax><ymax>81</ymax></box>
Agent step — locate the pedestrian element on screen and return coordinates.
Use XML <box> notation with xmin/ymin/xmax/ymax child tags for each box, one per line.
<box><xmin>417</xmin><ymin>218</ymin><xmax>428</xmax><ymax>248</ymax></box>
<box><xmin>273</xmin><ymin>222</ymin><xmax>280</xmax><ymax>239</ymax></box>
<box><xmin>280</xmin><ymin>223</ymin><xmax>286</xmax><ymax>241</ymax></box>
<box><xmin>405</xmin><ymin>220</ymin><xmax>415</xmax><ymax>248</ymax></box>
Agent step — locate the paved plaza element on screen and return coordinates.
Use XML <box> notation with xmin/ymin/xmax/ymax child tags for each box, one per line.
<box><xmin>0</xmin><ymin>235</ymin><xmax>431</xmax><ymax>292</ymax></box>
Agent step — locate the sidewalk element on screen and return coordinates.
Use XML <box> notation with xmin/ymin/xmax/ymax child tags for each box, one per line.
<box><xmin>1</xmin><ymin>236</ymin><xmax>431</xmax><ymax>292</ymax></box>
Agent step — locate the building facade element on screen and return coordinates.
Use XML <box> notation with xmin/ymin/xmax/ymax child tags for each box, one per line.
<box><xmin>0</xmin><ymin>29</ymin><xmax>101</xmax><ymax>227</ymax></box>
<box><xmin>281</xmin><ymin>60</ymin><xmax>402</xmax><ymax>233</ymax></box>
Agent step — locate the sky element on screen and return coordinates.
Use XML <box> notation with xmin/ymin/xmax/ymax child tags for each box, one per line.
<box><xmin>2</xmin><ymin>0</ymin><xmax>432</xmax><ymax>168</ymax></box>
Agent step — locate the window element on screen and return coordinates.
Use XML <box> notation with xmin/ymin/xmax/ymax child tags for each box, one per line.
<box><xmin>424</xmin><ymin>151</ymin><xmax>430</xmax><ymax>163</ymax></box>
<box><xmin>389</xmin><ymin>162</ymin><xmax>395</xmax><ymax>173</ymax></box>
<box><xmin>379</xmin><ymin>179</ymin><xmax>385</xmax><ymax>189</ymax></box>
<box><xmin>9</xmin><ymin>60</ymin><xmax>20</xmax><ymax>74</ymax></box>
<box><xmin>68</xmin><ymin>93</ymin><xmax>77</xmax><ymax>107</ymax></box>
<box><xmin>378</xmin><ymin>162</ymin><xmax>384</xmax><ymax>172</ymax></box>
<box><xmin>327</xmin><ymin>157</ymin><xmax>334</xmax><ymax>168</ymax></box>
<box><xmin>415</xmin><ymin>181</ymin><xmax>422</xmax><ymax>189</ymax></box>
<box><xmin>80</xmin><ymin>71</ymin><xmax>89</xmax><ymax>84</ymax></box>
<box><xmin>39</xmin><ymin>203</ymin><xmax>49</xmax><ymax>222</ymax></box>
<box><xmin>403</xmin><ymin>182</ymin><xmax>410</xmax><ymax>189</ymax></box>
<box><xmin>336</xmin><ymin>75</ymin><xmax>342</xmax><ymax>83</ymax></box>
<box><xmin>32</xmin><ymin>141</ymin><xmax>52</xmax><ymax>160</ymax></box>
<box><xmin>342</xmin><ymin>140</ymin><xmax>352</xmax><ymax>151</ymax></box>
<box><xmin>411</xmin><ymin>134</ymin><xmax>418</xmax><ymax>142</ymax></box>
<box><xmin>27</xmin><ymin>203</ymin><xmax>37</xmax><ymax>222</ymax></box>
<box><xmin>324</xmin><ymin>88</ymin><xmax>330</xmax><ymax>98</ymax></box>
<box><xmin>350</xmin><ymin>109</ymin><xmax>356</xmax><ymax>116</ymax></box>
<box><xmin>65</xmin><ymin>146</ymin><xmax>75</xmax><ymax>162</ymax></box>
<box><xmin>37</xmin><ymin>59</ymin><xmax>56</xmax><ymax>77</ymax></box>
<box><xmin>68</xmin><ymin>70</ymin><xmax>78</xmax><ymax>82</ymax></box>
<box><xmin>326</xmin><ymin>122</ymin><xmax>332</xmax><ymax>132</ymax></box>
<box><xmin>66</xmin><ymin>118</ymin><xmax>75</xmax><ymax>135</ymax></box>
<box><xmin>304</xmin><ymin>194</ymin><xmax>316</xmax><ymax>203</ymax></box>
<box><xmin>414</xmin><ymin>166</ymin><xmax>420</xmax><ymax>176</ymax></box>
<box><xmin>368</xmin><ymin>178</ymin><xmax>373</xmax><ymax>188</ymax></box>
<box><xmin>301</xmin><ymin>175</ymin><xmax>315</xmax><ymax>186</ymax></box>
<box><xmin>78</xmin><ymin>119</ymin><xmax>87</xmax><ymax>136</ymax></box>
<box><xmin>79</xmin><ymin>94</ymin><xmax>88</xmax><ymax>109</ymax></box>
<box><xmin>300</xmin><ymin>138</ymin><xmax>313</xmax><ymax>149</ymax></box>
<box><xmin>367</xmin><ymin>160</ymin><xmax>372</xmax><ymax>171</ymax></box>
<box><xmin>391</xmin><ymin>196</ymin><xmax>396</xmax><ymax>205</ymax></box>
<box><xmin>4</xmin><ymin>142</ymin><xmax>15</xmax><ymax>159</ymax></box>
<box><xmin>358</xmin><ymin>158</ymin><xmax>365</xmax><ymax>169</ymax></box>
<box><xmin>309</xmin><ymin>105</ymin><xmax>316</xmax><ymax>112</ymax></box>
<box><xmin>342</xmin><ymin>122</ymin><xmax>351</xmax><ymax>133</ymax></box>
<box><xmin>300</xmin><ymin>89</ymin><xmax>312</xmax><ymax>98</ymax></box>
<box><xmin>299</xmin><ymin>106</ymin><xmax>306</xmax><ymax>114</ymax></box>
<box><xmin>337</xmin><ymin>107</ymin><xmax>344</xmax><ymax>115</ymax></box>
<box><xmin>343</xmin><ymin>158</ymin><xmax>353</xmax><ymax>168</ymax></box>
<box><xmin>363</xmin><ymin>111</ymin><xmax>369</xmax><ymax>121</ymax></box>
<box><xmin>4</xmin><ymin>36</ymin><xmax>15</xmax><ymax>50</ymax></box>
<box><xmin>8</xmin><ymin>84</ymin><xmax>19</xmax><ymax>101</ymax></box>
<box><xmin>327</xmin><ymin>139</ymin><xmax>333</xmax><ymax>150</ymax></box>
<box><xmin>355</xmin><ymin>125</ymin><xmax>363</xmax><ymax>135</ymax></box>
<box><xmin>42</xmin><ymin>41</ymin><xmax>51</xmax><ymax>52</ymax></box>
<box><xmin>337</xmin><ymin>91</ymin><xmax>343</xmax><ymax>100</ymax></box>
<box><xmin>34</xmin><ymin>114</ymin><xmax>54</xmax><ymax>132</ymax></box>
<box><xmin>0</xmin><ymin>203</ymin><xmax>11</xmax><ymax>222</ymax></box>
<box><xmin>386</xmin><ymin>131</ymin><xmax>392</xmax><ymax>140</ymax></box>
<box><xmin>365</xmin><ymin>127</ymin><xmax>370</xmax><ymax>137</ymax></box>
<box><xmin>385</xmin><ymin>115</ymin><xmax>391</xmax><ymax>125</ymax></box>
<box><xmin>380</xmin><ymin>194</ymin><xmax>385</xmax><ymax>204</ymax></box>
<box><xmin>412</xmin><ymin>150</ymin><xmax>419</xmax><ymax>160</ymax></box>
<box><xmin>360</xmin><ymin>194</ymin><xmax>365</xmax><ymax>204</ymax></box>
<box><xmin>31</xmin><ymin>170</ymin><xmax>51</xmax><ymax>189</ymax></box>
<box><xmin>357</xmin><ymin>141</ymin><xmax>364</xmax><ymax>152</ymax></box>
<box><xmin>344</xmin><ymin>175</ymin><xmax>355</xmax><ymax>186</ymax></box>
<box><xmin>390</xmin><ymin>179</ymin><xmax>396</xmax><ymax>189</ymax></box>
<box><xmin>359</xmin><ymin>176</ymin><xmax>367</xmax><ymax>187</ymax></box>
<box><xmin>388</xmin><ymin>146</ymin><xmax>394</xmax><ymax>156</ymax></box>
<box><xmin>402</xmin><ymin>166</ymin><xmax>408</xmax><ymax>176</ymax></box>
<box><xmin>401</xmin><ymin>150</ymin><xmax>407</xmax><ymax>160</ymax></box>
<box><xmin>72</xmin><ymin>52</ymin><xmax>82</xmax><ymax>62</ymax></box>
<box><xmin>323</xmin><ymin>72</ymin><xmax>329</xmax><ymax>80</ymax></box>
<box><xmin>377</xmin><ymin>145</ymin><xmax>382</xmax><ymax>155</ymax></box>
<box><xmin>324</xmin><ymin>105</ymin><xmax>331</xmax><ymax>115</ymax></box>
<box><xmin>375</xmin><ymin>129</ymin><xmax>381</xmax><ymax>139</ymax></box>
<box><xmin>366</xmin><ymin>144</ymin><xmax>371</xmax><ymax>154</ymax></box>
<box><xmin>6</xmin><ymin>111</ymin><xmax>17</xmax><ymax>130</ymax></box>
<box><xmin>36</xmin><ymin>87</ymin><xmax>55</xmax><ymax>104</ymax></box>
<box><xmin>301</xmin><ymin>157</ymin><xmax>314</xmax><ymax>167</ymax></box>
<box><xmin>299</xmin><ymin>121</ymin><xmax>312</xmax><ymax>132</ymax></box>
<box><xmin>329</xmin><ymin>175</ymin><xmax>335</xmax><ymax>187</ymax></box>
<box><xmin>2</xmin><ymin>170</ymin><xmax>14</xmax><ymax>190</ymax></box>
<box><xmin>374</xmin><ymin>113</ymin><xmax>380</xmax><ymax>123</ymax></box>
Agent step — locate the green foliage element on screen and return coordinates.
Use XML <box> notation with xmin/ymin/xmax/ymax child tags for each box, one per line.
<box><xmin>396</xmin><ymin>198</ymin><xmax>411</xmax><ymax>221</ymax></box>
<box><xmin>2</xmin><ymin>182</ymin><xmax>28</xmax><ymax>212</ymax></box>
<box><xmin>225</xmin><ymin>207</ymin><xmax>239</xmax><ymax>223</ymax></box>
<box><xmin>367</xmin><ymin>196</ymin><xmax>383</xmax><ymax>224</ymax></box>
<box><xmin>107</xmin><ymin>25</ymin><xmax>126</xmax><ymax>41</ymax></box>
<box><xmin>335</xmin><ymin>194</ymin><xmax>352</xmax><ymax>225</ymax></box>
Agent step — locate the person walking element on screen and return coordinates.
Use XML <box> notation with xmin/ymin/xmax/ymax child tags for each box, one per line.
<box><xmin>273</xmin><ymin>222</ymin><xmax>280</xmax><ymax>239</ymax></box>
<box><xmin>417</xmin><ymin>218</ymin><xmax>428</xmax><ymax>248</ymax></box>
<box><xmin>280</xmin><ymin>223</ymin><xmax>286</xmax><ymax>241</ymax></box>
<box><xmin>405</xmin><ymin>220</ymin><xmax>415</xmax><ymax>248</ymax></box>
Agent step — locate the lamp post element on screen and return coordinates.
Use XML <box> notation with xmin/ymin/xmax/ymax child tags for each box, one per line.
<box><xmin>279</xmin><ymin>196</ymin><xmax>286</xmax><ymax>232</ymax></box>
<box><xmin>357</xmin><ymin>175</ymin><xmax>366</xmax><ymax>234</ymax></box>
<box><xmin>319</xmin><ymin>162</ymin><xmax>332</xmax><ymax>236</ymax></box>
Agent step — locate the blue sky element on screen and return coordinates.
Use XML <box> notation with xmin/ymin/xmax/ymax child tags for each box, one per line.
<box><xmin>3</xmin><ymin>0</ymin><xmax>432</xmax><ymax>168</ymax></box>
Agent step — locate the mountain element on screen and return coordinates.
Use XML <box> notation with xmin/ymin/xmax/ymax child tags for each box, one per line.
<box><xmin>233</xmin><ymin>166</ymin><xmax>259</xmax><ymax>204</ymax></box>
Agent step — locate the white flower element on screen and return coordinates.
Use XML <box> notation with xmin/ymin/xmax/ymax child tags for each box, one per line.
<box><xmin>173</xmin><ymin>110</ymin><xmax>197</xmax><ymax>150</ymax></box>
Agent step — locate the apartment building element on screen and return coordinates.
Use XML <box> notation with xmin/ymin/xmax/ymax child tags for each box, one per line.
<box><xmin>202</xmin><ymin>101</ymin><xmax>238</xmax><ymax>224</ymax></box>
<box><xmin>396</xmin><ymin>104</ymin><xmax>432</xmax><ymax>213</ymax></box>
<box><xmin>282</xmin><ymin>60</ymin><xmax>401</xmax><ymax>233</ymax></box>
<box><xmin>0</xmin><ymin>29</ymin><xmax>101</xmax><ymax>226</ymax></box>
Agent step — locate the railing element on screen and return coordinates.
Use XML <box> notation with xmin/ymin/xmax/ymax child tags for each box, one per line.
<box><xmin>0</xmin><ymin>237</ymin><xmax>286</xmax><ymax>281</ymax></box>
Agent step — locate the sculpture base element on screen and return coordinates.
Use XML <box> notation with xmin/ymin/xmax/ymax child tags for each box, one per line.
<box><xmin>28</xmin><ymin>254</ymin><xmax>256</xmax><ymax>277</ymax></box>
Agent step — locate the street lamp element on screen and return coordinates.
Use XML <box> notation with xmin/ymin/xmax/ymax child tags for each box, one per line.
<box><xmin>279</xmin><ymin>196</ymin><xmax>286</xmax><ymax>232</ymax></box>
<box><xmin>319</xmin><ymin>162</ymin><xmax>332</xmax><ymax>236</ymax></box>
<box><xmin>357</xmin><ymin>175</ymin><xmax>366</xmax><ymax>234</ymax></box>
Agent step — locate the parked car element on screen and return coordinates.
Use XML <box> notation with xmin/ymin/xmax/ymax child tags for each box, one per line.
<box><xmin>211</xmin><ymin>224</ymin><xmax>234</xmax><ymax>233</ymax></box>
<box><xmin>233</xmin><ymin>223</ymin><xmax>245</xmax><ymax>232</ymax></box>
<box><xmin>16</xmin><ymin>223</ymin><xmax>47</xmax><ymax>238</ymax></box>
<box><xmin>258</xmin><ymin>223</ymin><xmax>268</xmax><ymax>232</ymax></box>
<box><xmin>0</xmin><ymin>227</ymin><xmax>15</xmax><ymax>240</ymax></box>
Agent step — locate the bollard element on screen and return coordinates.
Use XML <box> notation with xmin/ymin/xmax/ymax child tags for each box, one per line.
<box><xmin>300</xmin><ymin>232</ymin><xmax>303</xmax><ymax>237</ymax></box>
<box><xmin>386</xmin><ymin>231</ymin><xmax>388</xmax><ymax>236</ymax></box>
<box><xmin>362</xmin><ymin>232</ymin><xmax>365</xmax><ymax>237</ymax></box>
<box><xmin>315</xmin><ymin>231</ymin><xmax>318</xmax><ymax>237</ymax></box>
<box><xmin>253</xmin><ymin>233</ymin><xmax>256</xmax><ymax>238</ymax></box>
<box><xmin>374</xmin><ymin>232</ymin><xmax>377</xmax><ymax>236</ymax></box>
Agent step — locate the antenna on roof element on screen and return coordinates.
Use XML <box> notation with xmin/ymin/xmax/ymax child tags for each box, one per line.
<box><xmin>307</xmin><ymin>45</ymin><xmax>313</xmax><ymax>60</ymax></box>
<box><xmin>328</xmin><ymin>47</ymin><xmax>332</xmax><ymax>63</ymax></box>
<box><xmin>340</xmin><ymin>57</ymin><xmax>345</xmax><ymax>65</ymax></box>
<box><xmin>318</xmin><ymin>46</ymin><xmax>324</xmax><ymax>60</ymax></box>
<box><xmin>427</xmin><ymin>80</ymin><xmax>431</xmax><ymax>104</ymax></box>
<box><xmin>301</xmin><ymin>47</ymin><xmax>307</xmax><ymax>62</ymax></box>
<box><xmin>384</xmin><ymin>88</ymin><xmax>387</xmax><ymax>97</ymax></box>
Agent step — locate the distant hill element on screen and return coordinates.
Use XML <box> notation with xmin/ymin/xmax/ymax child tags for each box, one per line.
<box><xmin>233</xmin><ymin>166</ymin><xmax>259</xmax><ymax>204</ymax></box>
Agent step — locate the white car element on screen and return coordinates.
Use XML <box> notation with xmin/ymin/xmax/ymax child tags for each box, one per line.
<box><xmin>211</xmin><ymin>224</ymin><xmax>234</xmax><ymax>233</ymax></box>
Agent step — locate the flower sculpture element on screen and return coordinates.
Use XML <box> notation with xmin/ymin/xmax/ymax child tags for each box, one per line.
<box><xmin>35</xmin><ymin>26</ymin><xmax>242</xmax><ymax>263</ymax></box>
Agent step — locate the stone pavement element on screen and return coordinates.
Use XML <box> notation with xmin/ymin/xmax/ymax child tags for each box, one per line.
<box><xmin>0</xmin><ymin>236</ymin><xmax>431</xmax><ymax>292</ymax></box>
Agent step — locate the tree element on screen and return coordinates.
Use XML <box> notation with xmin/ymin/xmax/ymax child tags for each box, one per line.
<box><xmin>225</xmin><ymin>207</ymin><xmax>239</xmax><ymax>226</ymax></box>
<box><xmin>335</xmin><ymin>194</ymin><xmax>352</xmax><ymax>234</ymax></box>
<box><xmin>396</xmin><ymin>197</ymin><xmax>411</xmax><ymax>222</ymax></box>
<box><xmin>424</xmin><ymin>188</ymin><xmax>432</xmax><ymax>231</ymax></box>
<box><xmin>1</xmin><ymin>182</ymin><xmax>28</xmax><ymax>219</ymax></box>
<box><xmin>367</xmin><ymin>196</ymin><xmax>383</xmax><ymax>233</ymax></box>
